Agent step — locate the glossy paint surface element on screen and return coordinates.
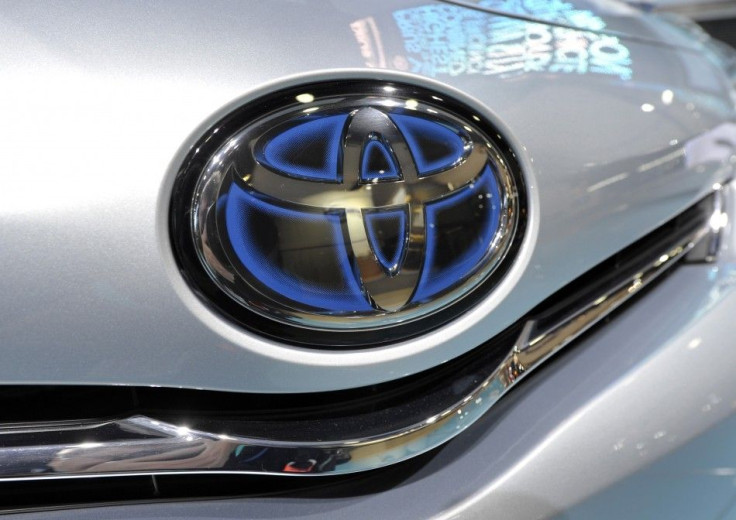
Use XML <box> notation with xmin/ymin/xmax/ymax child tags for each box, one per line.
<box><xmin>0</xmin><ymin>0</ymin><xmax>734</xmax><ymax>395</ymax></box>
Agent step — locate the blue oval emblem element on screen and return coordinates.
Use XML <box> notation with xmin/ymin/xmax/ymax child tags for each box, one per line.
<box><xmin>177</xmin><ymin>83</ymin><xmax>524</xmax><ymax>346</ymax></box>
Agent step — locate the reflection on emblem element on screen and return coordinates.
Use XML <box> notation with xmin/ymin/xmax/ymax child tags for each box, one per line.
<box><xmin>179</xmin><ymin>83</ymin><xmax>524</xmax><ymax>346</ymax></box>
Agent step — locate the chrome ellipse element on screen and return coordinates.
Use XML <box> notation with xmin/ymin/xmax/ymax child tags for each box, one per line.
<box><xmin>174</xmin><ymin>82</ymin><xmax>524</xmax><ymax>345</ymax></box>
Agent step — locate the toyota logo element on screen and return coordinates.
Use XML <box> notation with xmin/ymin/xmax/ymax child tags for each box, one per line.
<box><xmin>175</xmin><ymin>82</ymin><xmax>524</xmax><ymax>346</ymax></box>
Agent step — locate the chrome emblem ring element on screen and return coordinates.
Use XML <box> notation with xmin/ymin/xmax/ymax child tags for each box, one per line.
<box><xmin>174</xmin><ymin>82</ymin><xmax>525</xmax><ymax>347</ymax></box>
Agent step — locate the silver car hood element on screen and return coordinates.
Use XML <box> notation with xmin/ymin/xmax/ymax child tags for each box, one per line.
<box><xmin>0</xmin><ymin>0</ymin><xmax>734</xmax><ymax>393</ymax></box>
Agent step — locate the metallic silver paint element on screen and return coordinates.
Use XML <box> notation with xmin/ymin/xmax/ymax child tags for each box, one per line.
<box><xmin>0</xmin><ymin>1</ymin><xmax>734</xmax><ymax>392</ymax></box>
<box><xmin>3</xmin><ymin>2</ymin><xmax>736</xmax><ymax>517</ymax></box>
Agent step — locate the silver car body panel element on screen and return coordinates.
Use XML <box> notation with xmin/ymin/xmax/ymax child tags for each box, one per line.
<box><xmin>4</xmin><ymin>0</ymin><xmax>736</xmax><ymax>518</ymax></box>
<box><xmin>0</xmin><ymin>1</ymin><xmax>734</xmax><ymax>393</ymax></box>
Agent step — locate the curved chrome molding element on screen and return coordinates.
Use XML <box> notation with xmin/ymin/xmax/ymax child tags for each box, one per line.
<box><xmin>0</xmin><ymin>189</ymin><xmax>728</xmax><ymax>481</ymax></box>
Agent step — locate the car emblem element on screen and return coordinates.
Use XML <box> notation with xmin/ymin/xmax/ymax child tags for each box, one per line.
<box><xmin>172</xmin><ymin>82</ymin><xmax>525</xmax><ymax>347</ymax></box>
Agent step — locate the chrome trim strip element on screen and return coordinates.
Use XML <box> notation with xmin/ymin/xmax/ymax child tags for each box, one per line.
<box><xmin>686</xmin><ymin>183</ymin><xmax>727</xmax><ymax>263</ymax></box>
<box><xmin>0</xmin><ymin>189</ymin><xmax>727</xmax><ymax>481</ymax></box>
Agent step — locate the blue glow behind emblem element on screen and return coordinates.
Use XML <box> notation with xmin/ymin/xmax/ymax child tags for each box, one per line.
<box><xmin>183</xmin><ymin>83</ymin><xmax>524</xmax><ymax>344</ymax></box>
<box><xmin>361</xmin><ymin>139</ymin><xmax>401</xmax><ymax>181</ymax></box>
<box><xmin>413</xmin><ymin>165</ymin><xmax>501</xmax><ymax>302</ymax></box>
<box><xmin>259</xmin><ymin>114</ymin><xmax>348</xmax><ymax>182</ymax></box>
<box><xmin>222</xmin><ymin>185</ymin><xmax>373</xmax><ymax>312</ymax></box>
<box><xmin>200</xmin><ymin>93</ymin><xmax>516</xmax><ymax>329</ymax></box>
<box><xmin>390</xmin><ymin>114</ymin><xmax>466</xmax><ymax>176</ymax></box>
<box><xmin>364</xmin><ymin>208</ymin><xmax>408</xmax><ymax>273</ymax></box>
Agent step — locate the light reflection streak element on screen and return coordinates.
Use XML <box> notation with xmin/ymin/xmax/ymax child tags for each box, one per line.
<box><xmin>586</xmin><ymin>172</ymin><xmax>629</xmax><ymax>193</ymax></box>
<box><xmin>637</xmin><ymin>148</ymin><xmax>684</xmax><ymax>173</ymax></box>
